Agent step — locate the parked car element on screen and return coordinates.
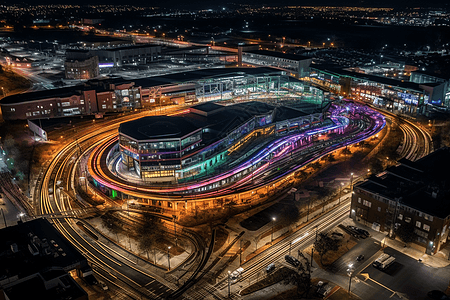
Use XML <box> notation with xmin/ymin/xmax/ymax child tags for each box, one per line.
<box><xmin>285</xmin><ymin>255</ymin><xmax>300</xmax><ymax>268</ymax></box>
<box><xmin>356</xmin><ymin>228</ymin><xmax>370</xmax><ymax>237</ymax></box>
<box><xmin>316</xmin><ymin>281</ymin><xmax>331</xmax><ymax>297</ymax></box>
<box><xmin>427</xmin><ymin>290</ymin><xmax>449</xmax><ymax>300</ymax></box>
<box><xmin>347</xmin><ymin>225</ymin><xmax>367</xmax><ymax>239</ymax></box>
<box><xmin>266</xmin><ymin>263</ymin><xmax>276</xmax><ymax>274</ymax></box>
<box><xmin>230</xmin><ymin>267</ymin><xmax>244</xmax><ymax>283</ymax></box>
<box><xmin>356</xmin><ymin>255</ymin><xmax>365</xmax><ymax>261</ymax></box>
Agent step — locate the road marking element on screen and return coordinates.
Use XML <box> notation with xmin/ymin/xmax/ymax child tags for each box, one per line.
<box><xmin>360</xmin><ymin>272</ymin><xmax>399</xmax><ymax>297</ymax></box>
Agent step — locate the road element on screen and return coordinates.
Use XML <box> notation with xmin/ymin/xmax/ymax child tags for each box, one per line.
<box><xmin>36</xmin><ymin>108</ymin><xmax>195</xmax><ymax>299</ymax></box>
<box><xmin>89</xmin><ymin>101</ymin><xmax>385</xmax><ymax>201</ymax></box>
<box><xmin>369</xmin><ymin>106</ymin><xmax>432</xmax><ymax>162</ymax></box>
<box><xmin>34</xmin><ymin>101</ymin><xmax>385</xmax><ymax>300</ymax></box>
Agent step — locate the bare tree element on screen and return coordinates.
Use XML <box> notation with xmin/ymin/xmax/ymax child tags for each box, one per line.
<box><xmin>314</xmin><ymin>232</ymin><xmax>339</xmax><ymax>265</ymax></box>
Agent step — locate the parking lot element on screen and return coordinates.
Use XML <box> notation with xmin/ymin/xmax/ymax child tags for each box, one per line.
<box><xmin>360</xmin><ymin>247</ymin><xmax>450</xmax><ymax>300</ymax></box>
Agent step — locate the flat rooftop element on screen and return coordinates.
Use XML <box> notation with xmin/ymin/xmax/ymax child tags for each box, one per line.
<box><xmin>0</xmin><ymin>218</ymin><xmax>87</xmax><ymax>281</ymax></box>
<box><xmin>120</xmin><ymin>116</ymin><xmax>201</xmax><ymax>140</ymax></box>
<box><xmin>0</xmin><ymin>67</ymin><xmax>287</xmax><ymax>106</ymax></box>
<box><xmin>120</xmin><ymin>101</ymin><xmax>309</xmax><ymax>143</ymax></box>
<box><xmin>244</xmin><ymin>49</ymin><xmax>311</xmax><ymax>61</ymax></box>
<box><xmin>356</xmin><ymin>147</ymin><xmax>450</xmax><ymax>219</ymax></box>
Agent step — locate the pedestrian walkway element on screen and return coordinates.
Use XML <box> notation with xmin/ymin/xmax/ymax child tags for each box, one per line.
<box><xmin>347</xmin><ymin>218</ymin><xmax>450</xmax><ymax>268</ymax></box>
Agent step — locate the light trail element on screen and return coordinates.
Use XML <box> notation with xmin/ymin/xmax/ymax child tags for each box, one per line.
<box><xmin>88</xmin><ymin>102</ymin><xmax>385</xmax><ymax>199</ymax></box>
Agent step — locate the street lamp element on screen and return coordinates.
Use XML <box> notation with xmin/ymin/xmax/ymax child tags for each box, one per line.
<box><xmin>339</xmin><ymin>182</ymin><xmax>344</xmax><ymax>204</ymax></box>
<box><xmin>18</xmin><ymin>212</ymin><xmax>25</xmax><ymax>222</ymax></box>
<box><xmin>271</xmin><ymin>217</ymin><xmax>276</xmax><ymax>244</ymax></box>
<box><xmin>167</xmin><ymin>246</ymin><xmax>171</xmax><ymax>270</ymax></box>
<box><xmin>347</xmin><ymin>263</ymin><xmax>354</xmax><ymax>294</ymax></box>
<box><xmin>173</xmin><ymin>215</ymin><xmax>178</xmax><ymax>247</ymax></box>
<box><xmin>310</xmin><ymin>225</ymin><xmax>319</xmax><ymax>272</ymax></box>
<box><xmin>350</xmin><ymin>173</ymin><xmax>354</xmax><ymax>193</ymax></box>
<box><xmin>227</xmin><ymin>270</ymin><xmax>231</xmax><ymax>298</ymax></box>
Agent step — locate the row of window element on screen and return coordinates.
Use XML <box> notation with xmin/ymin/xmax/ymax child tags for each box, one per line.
<box><xmin>358</xmin><ymin>195</ymin><xmax>434</xmax><ymax>223</ymax></box>
<box><xmin>398</xmin><ymin>214</ymin><xmax>431</xmax><ymax>231</ymax></box>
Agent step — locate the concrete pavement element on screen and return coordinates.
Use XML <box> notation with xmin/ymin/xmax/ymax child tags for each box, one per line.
<box><xmin>348</xmin><ymin>218</ymin><xmax>450</xmax><ymax>269</ymax></box>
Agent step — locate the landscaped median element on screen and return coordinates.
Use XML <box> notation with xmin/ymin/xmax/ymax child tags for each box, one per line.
<box><xmin>268</xmin><ymin>278</ymin><xmax>361</xmax><ymax>300</ymax></box>
<box><xmin>304</xmin><ymin>227</ymin><xmax>357</xmax><ymax>269</ymax></box>
<box><xmin>240</xmin><ymin>267</ymin><xmax>297</xmax><ymax>296</ymax></box>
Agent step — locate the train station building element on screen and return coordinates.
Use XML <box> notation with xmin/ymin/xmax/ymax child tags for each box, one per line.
<box><xmin>118</xmin><ymin>101</ymin><xmax>323</xmax><ymax>182</ymax></box>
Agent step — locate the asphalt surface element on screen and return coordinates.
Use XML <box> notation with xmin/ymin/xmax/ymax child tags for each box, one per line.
<box><xmin>326</xmin><ymin>237</ymin><xmax>382</xmax><ymax>275</ymax></box>
<box><xmin>361</xmin><ymin>247</ymin><xmax>450</xmax><ymax>300</ymax></box>
<box><xmin>324</xmin><ymin>235</ymin><xmax>450</xmax><ymax>300</ymax></box>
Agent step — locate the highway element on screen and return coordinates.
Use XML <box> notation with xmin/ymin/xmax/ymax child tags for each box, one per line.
<box><xmin>396</xmin><ymin>117</ymin><xmax>432</xmax><ymax>161</ymax></box>
<box><xmin>369</xmin><ymin>106</ymin><xmax>432</xmax><ymax>162</ymax></box>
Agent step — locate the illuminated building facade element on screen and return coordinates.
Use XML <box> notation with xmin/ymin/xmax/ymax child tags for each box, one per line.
<box><xmin>0</xmin><ymin>67</ymin><xmax>323</xmax><ymax>120</ymax></box>
<box><xmin>118</xmin><ymin>101</ymin><xmax>322</xmax><ymax>182</ymax></box>
<box><xmin>242</xmin><ymin>50</ymin><xmax>312</xmax><ymax>78</ymax></box>
<box><xmin>309</xmin><ymin>66</ymin><xmax>432</xmax><ymax>114</ymax></box>
<box><xmin>65</xmin><ymin>56</ymin><xmax>99</xmax><ymax>79</ymax></box>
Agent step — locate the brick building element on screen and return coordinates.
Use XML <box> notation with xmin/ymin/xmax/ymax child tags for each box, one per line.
<box><xmin>350</xmin><ymin>147</ymin><xmax>450</xmax><ymax>254</ymax></box>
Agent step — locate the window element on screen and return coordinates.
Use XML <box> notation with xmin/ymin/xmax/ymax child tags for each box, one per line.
<box><xmin>423</xmin><ymin>224</ymin><xmax>430</xmax><ymax>232</ymax></box>
<box><xmin>358</xmin><ymin>197</ymin><xmax>361</xmax><ymax>203</ymax></box>
<box><xmin>424</xmin><ymin>214</ymin><xmax>433</xmax><ymax>222</ymax></box>
<box><xmin>416</xmin><ymin>221</ymin><xmax>421</xmax><ymax>228</ymax></box>
<box><xmin>11</xmin><ymin>108</ymin><xmax>15</xmax><ymax>111</ymax></box>
<box><xmin>102</xmin><ymin>105</ymin><xmax>106</xmax><ymax>109</ymax></box>
<box><xmin>378</xmin><ymin>207</ymin><xmax>381</xmax><ymax>212</ymax></box>
<box><xmin>405</xmin><ymin>217</ymin><xmax>411</xmax><ymax>223</ymax></box>
<box><xmin>363</xmin><ymin>200</ymin><xmax>371</xmax><ymax>207</ymax></box>
<box><xmin>398</xmin><ymin>214</ymin><xmax>403</xmax><ymax>220</ymax></box>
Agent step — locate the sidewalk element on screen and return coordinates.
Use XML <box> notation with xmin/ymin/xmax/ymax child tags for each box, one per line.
<box><xmin>347</xmin><ymin>218</ymin><xmax>450</xmax><ymax>268</ymax></box>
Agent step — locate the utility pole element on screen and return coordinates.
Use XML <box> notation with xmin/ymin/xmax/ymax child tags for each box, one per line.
<box><xmin>239</xmin><ymin>239</ymin><xmax>243</xmax><ymax>266</ymax></box>
<box><xmin>167</xmin><ymin>246</ymin><xmax>171</xmax><ymax>270</ymax></box>
<box><xmin>173</xmin><ymin>215</ymin><xmax>178</xmax><ymax>247</ymax></box>
<box><xmin>1</xmin><ymin>208</ymin><xmax>7</xmax><ymax>228</ymax></box>
<box><xmin>227</xmin><ymin>271</ymin><xmax>231</xmax><ymax>298</ymax></box>
<box><xmin>271</xmin><ymin>217</ymin><xmax>276</xmax><ymax>244</ymax></box>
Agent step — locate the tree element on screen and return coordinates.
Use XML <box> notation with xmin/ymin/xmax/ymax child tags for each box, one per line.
<box><xmin>358</xmin><ymin>141</ymin><xmax>368</xmax><ymax>149</ymax></box>
<box><xmin>137</xmin><ymin>213</ymin><xmax>164</xmax><ymax>261</ymax></box>
<box><xmin>369</xmin><ymin>158</ymin><xmax>384</xmax><ymax>175</ymax></box>
<box><xmin>326</xmin><ymin>153</ymin><xmax>336</xmax><ymax>163</ymax></box>
<box><xmin>253</xmin><ymin>235</ymin><xmax>261</xmax><ymax>250</ymax></box>
<box><xmin>310</xmin><ymin>162</ymin><xmax>321</xmax><ymax>170</ymax></box>
<box><xmin>283</xmin><ymin>252</ymin><xmax>312</xmax><ymax>297</ymax></box>
<box><xmin>314</xmin><ymin>232</ymin><xmax>339</xmax><ymax>265</ymax></box>
<box><xmin>395</xmin><ymin>222</ymin><xmax>415</xmax><ymax>246</ymax></box>
<box><xmin>139</xmin><ymin>236</ymin><xmax>154</xmax><ymax>260</ymax></box>
<box><xmin>101</xmin><ymin>211</ymin><xmax>123</xmax><ymax>241</ymax></box>
<box><xmin>342</xmin><ymin>147</ymin><xmax>352</xmax><ymax>155</ymax></box>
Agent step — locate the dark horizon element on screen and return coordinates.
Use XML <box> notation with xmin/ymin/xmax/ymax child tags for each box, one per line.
<box><xmin>5</xmin><ymin>0</ymin><xmax>450</xmax><ymax>9</ymax></box>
